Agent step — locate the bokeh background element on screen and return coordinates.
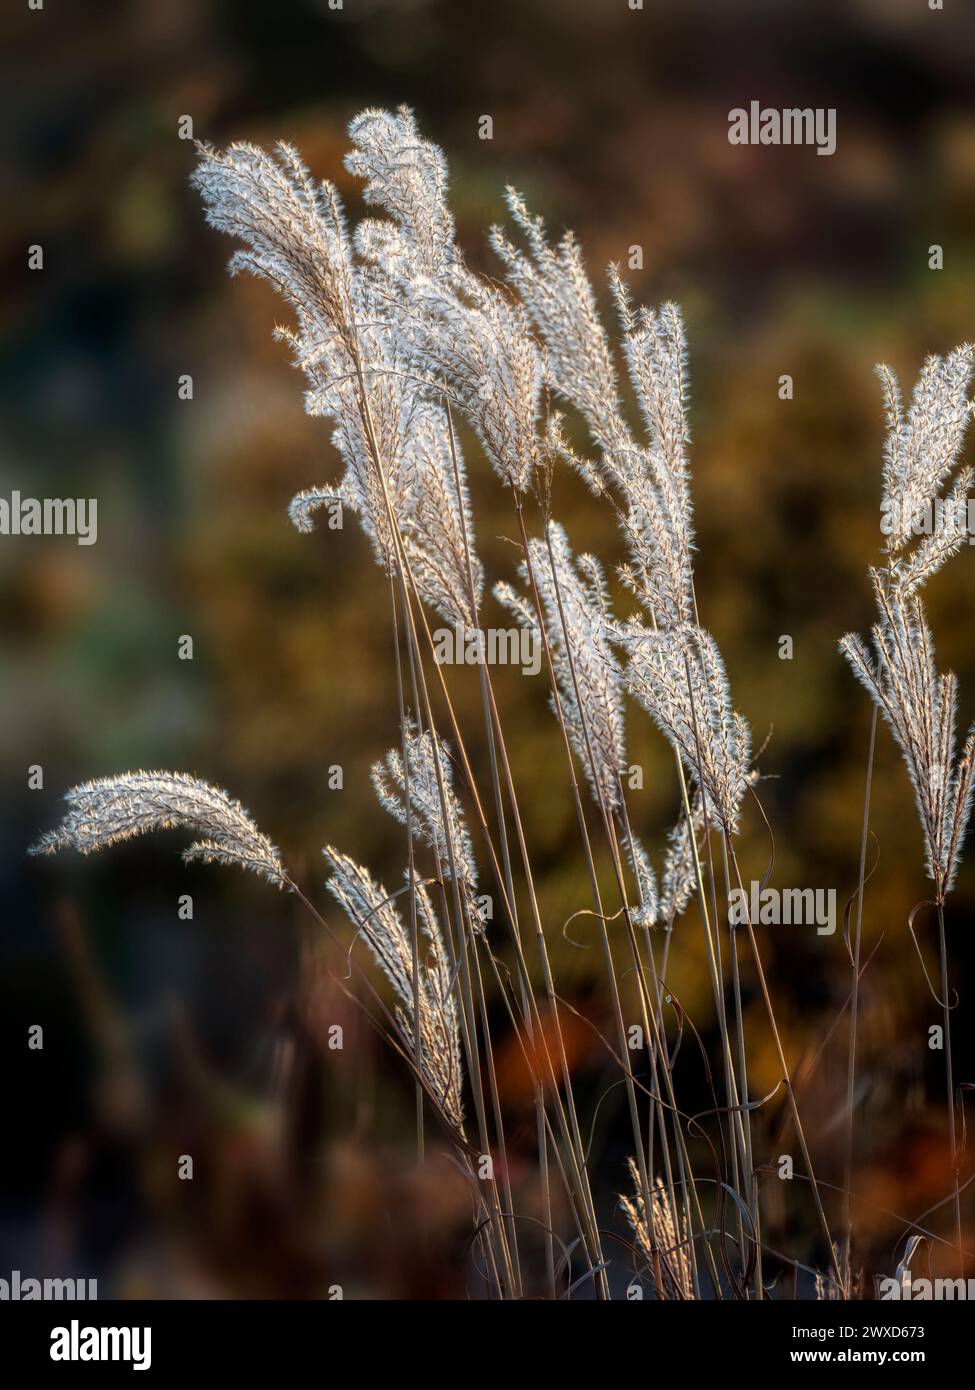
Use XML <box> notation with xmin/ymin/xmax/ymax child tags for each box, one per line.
<box><xmin>4</xmin><ymin>0</ymin><xmax>975</xmax><ymax>1298</ymax></box>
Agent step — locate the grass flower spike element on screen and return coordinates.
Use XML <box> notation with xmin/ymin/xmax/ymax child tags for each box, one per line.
<box><xmin>29</xmin><ymin>771</ymin><xmax>288</xmax><ymax>888</ymax></box>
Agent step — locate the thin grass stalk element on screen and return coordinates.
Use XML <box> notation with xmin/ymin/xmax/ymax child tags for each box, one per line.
<box><xmin>473</xmin><ymin>660</ymin><xmax>556</xmax><ymax>1297</ymax></box>
<box><xmin>350</xmin><ymin>362</ymin><xmax>518</xmax><ymax>1296</ymax></box>
<box><xmin>464</xmin><ymin>888</ymin><xmax>524</xmax><ymax>1294</ymax></box>
<box><xmin>637</xmin><ymin>599</ymin><xmax>750</xmax><ymax>1272</ymax></box>
<box><xmin>599</xmin><ymin>810</ymin><xmax>723</xmax><ymax>1295</ymax></box>
<box><xmin>725</xmin><ymin>836</ymin><xmax>843</xmax><ymax>1289</ymax></box>
<box><xmin>476</xmin><ymin>663</ymin><xmax>611</xmax><ymax>1294</ymax></box>
<box><xmin>454</xmin><ymin>857</ymin><xmax>608</xmax><ymax>1295</ymax></box>
<box><xmin>528</xmin><ymin>518</ymin><xmax>690</xmax><ymax>1277</ymax></box>
<box><xmin>681</xmin><ymin>593</ymin><xmax>751</xmax><ymax>1252</ymax></box>
<box><xmin>527</xmin><ymin>505</ymin><xmax>721</xmax><ymax>1296</ymax></box>
<box><xmin>614</xmin><ymin>789</ymin><xmax>702</xmax><ymax>1298</ymax></box>
<box><xmin>936</xmin><ymin>900</ymin><xmax>964</xmax><ymax>1277</ymax></box>
<box><xmin>416</xmin><ymin>622</ymin><xmax>603</xmax><ymax>1289</ymax></box>
<box><xmin>402</xmin><ymin>705</ymin><xmax>523</xmax><ymax>1290</ymax></box>
<box><xmin>385</xmin><ymin>496</ymin><xmax>606</xmax><ymax>1296</ymax></box>
<box><xmin>679</xmin><ymin>652</ymin><xmax>752</xmax><ymax>1280</ymax></box>
<box><xmin>392</xmin><ymin>561</ymin><xmax>521</xmax><ymax>1291</ymax></box>
<box><xmin>358</xmin><ymin>387</ymin><xmax>609</xmax><ymax>1297</ymax></box>
<box><xmin>662</xmin><ymin>734</ymin><xmax>742</xmax><ymax>1293</ymax></box>
<box><xmin>615</xmin><ymin>699</ymin><xmax>733</xmax><ymax>1294</ymax></box>
<box><xmin>388</xmin><ymin>574</ymin><xmax>425</xmax><ymax>1162</ymax></box>
<box><xmin>353</xmin><ymin>434</ymin><xmax>607</xmax><ymax>1288</ymax></box>
<box><xmin>391</xmin><ymin>580</ymin><xmax>514</xmax><ymax>1297</ymax></box>
<box><xmin>719</xmin><ymin>832</ymin><xmax>762</xmax><ymax>1297</ymax></box>
<box><xmin>286</xmin><ymin>882</ymin><xmax>506</xmax><ymax>1290</ymax></box>
<box><xmin>397</xmin><ymin>614</ymin><xmax>517</xmax><ymax>1297</ymax></box>
<box><xmin>512</xmin><ymin>500</ymin><xmax>671</xmax><ymax>1292</ymax></box>
<box><xmin>842</xmin><ymin>702</ymin><xmax>877</xmax><ymax>1295</ymax></box>
<box><xmin>385</xmin><ymin>533</ymin><xmax>606</xmax><ymax>1289</ymax></box>
<box><xmin>615</xmin><ymin>800</ymin><xmax>665</xmax><ymax>1184</ymax></box>
<box><xmin>700</xmin><ymin>809</ymin><xmax>748</xmax><ymax>1270</ymax></box>
<box><xmin>442</xmin><ymin>400</ymin><xmax>557</xmax><ymax>1296</ymax></box>
<box><xmin>613</xmin><ymin>793</ymin><xmax>683</xmax><ymax>1254</ymax></box>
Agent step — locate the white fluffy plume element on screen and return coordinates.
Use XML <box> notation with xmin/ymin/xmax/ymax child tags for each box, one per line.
<box><xmin>30</xmin><ymin>771</ymin><xmax>288</xmax><ymax>888</ymax></box>
<box><xmin>842</xmin><ymin>349</ymin><xmax>975</xmax><ymax>899</ymax></box>
<box><xmin>324</xmin><ymin>848</ymin><xmax>464</xmax><ymax>1129</ymax></box>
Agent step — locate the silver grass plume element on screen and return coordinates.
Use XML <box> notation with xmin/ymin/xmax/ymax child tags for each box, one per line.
<box><xmin>841</xmin><ymin>349</ymin><xmax>975</xmax><ymax>898</ymax></box>
<box><xmin>877</xmin><ymin>347</ymin><xmax>975</xmax><ymax>571</ymax></box>
<box><xmin>29</xmin><ymin>771</ymin><xmax>288</xmax><ymax>888</ymax></box>
<box><xmin>619</xmin><ymin>1157</ymin><xmax>694</xmax><ymax>1300</ymax></box>
<box><xmin>496</xmin><ymin>198</ymin><xmax>749</xmax><ymax>865</ymax></box>
<box><xmin>496</xmin><ymin>521</ymin><xmax>658</xmax><ymax>923</ymax></box>
<box><xmin>886</xmin><ymin>464</ymin><xmax>974</xmax><ymax>601</ymax></box>
<box><xmin>659</xmin><ymin>790</ymin><xmax>705</xmax><ymax>927</ymax></box>
<box><xmin>288</xmin><ymin>484</ymin><xmax>345</xmax><ymax>535</ymax></box>
<box><xmin>657</xmin><ymin>774</ymin><xmax>756</xmax><ymax>926</ymax></box>
<box><xmin>619</xmin><ymin>620</ymin><xmax>751</xmax><ymax>834</ymax></box>
<box><xmin>495</xmin><ymin>520</ymin><xmax>627</xmax><ymax>811</ymax></box>
<box><xmin>287</xmin><ymin>401</ymin><xmax>483</xmax><ymax>627</ymax></box>
<box><xmin>624</xmin><ymin>833</ymin><xmax>659</xmax><ymax>930</ymax></box>
<box><xmin>346</xmin><ymin>106</ymin><xmax>543</xmax><ymax>492</ymax></box>
<box><xmin>192</xmin><ymin>138</ymin><xmax>408</xmax><ymax>567</ymax></box>
<box><xmin>371</xmin><ymin>727</ymin><xmax>479</xmax><ymax>909</ymax></box>
<box><xmin>402</xmin><ymin>277</ymin><xmax>542</xmax><ymax>493</ymax></box>
<box><xmin>345</xmin><ymin>105</ymin><xmax>456</xmax><ymax>281</ymax></box>
<box><xmin>491</xmin><ymin>190</ymin><xmax>623</xmax><ymax>453</ymax></box>
<box><xmin>192</xmin><ymin>137</ymin><xmax>482</xmax><ymax>627</ymax></box>
<box><xmin>841</xmin><ymin>580</ymin><xmax>975</xmax><ymax>899</ymax></box>
<box><xmin>399</xmin><ymin>407</ymin><xmax>483</xmax><ymax>626</ymax></box>
<box><xmin>493</xmin><ymin>194</ymin><xmax>694</xmax><ymax>625</ymax></box>
<box><xmin>323</xmin><ymin>848</ymin><xmax>464</xmax><ymax>1130</ymax></box>
<box><xmin>815</xmin><ymin>1267</ymin><xmax>844</xmax><ymax>1301</ymax></box>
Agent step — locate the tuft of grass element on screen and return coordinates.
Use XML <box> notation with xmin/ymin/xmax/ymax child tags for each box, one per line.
<box><xmin>29</xmin><ymin>107</ymin><xmax>974</xmax><ymax>1300</ymax></box>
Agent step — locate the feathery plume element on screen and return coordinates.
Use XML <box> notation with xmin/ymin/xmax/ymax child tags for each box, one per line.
<box><xmin>494</xmin><ymin>195</ymin><xmax>695</xmax><ymax>624</ymax></box>
<box><xmin>889</xmin><ymin>466</ymin><xmax>973</xmax><ymax>600</ymax></box>
<box><xmin>496</xmin><ymin>520</ymin><xmax>627</xmax><ymax>810</ymax></box>
<box><xmin>345</xmin><ymin>105</ymin><xmax>456</xmax><ymax>279</ymax></box>
<box><xmin>491</xmin><ymin>191</ymin><xmax>623</xmax><ymax>452</ymax></box>
<box><xmin>841</xmin><ymin>583</ymin><xmax>975</xmax><ymax>897</ymax></box>
<box><xmin>619</xmin><ymin>620</ymin><xmax>751</xmax><ymax>834</ymax></box>
<box><xmin>620</xmin><ymin>1158</ymin><xmax>694</xmax><ymax>1299</ymax></box>
<box><xmin>193</xmin><ymin>139</ymin><xmax>482</xmax><ymax>627</ymax></box>
<box><xmin>288</xmin><ymin>485</ymin><xmax>344</xmax><ymax>534</ymax></box>
<box><xmin>324</xmin><ymin>848</ymin><xmax>464</xmax><ymax>1129</ymax></box>
<box><xmin>815</xmin><ymin>1266</ymin><xmax>844</xmax><ymax>1301</ymax></box>
<box><xmin>658</xmin><ymin>790</ymin><xmax>705</xmax><ymax>927</ymax></box>
<box><xmin>495</xmin><ymin>521</ymin><xmax>663</xmax><ymax>922</ymax></box>
<box><xmin>879</xmin><ymin>346</ymin><xmax>975</xmax><ymax>556</ymax></box>
<box><xmin>398</xmin><ymin>406</ymin><xmax>483</xmax><ymax>626</ymax></box>
<box><xmin>624</xmin><ymin>833</ymin><xmax>659</xmax><ymax>929</ymax></box>
<box><xmin>842</xmin><ymin>349</ymin><xmax>975</xmax><ymax>898</ymax></box>
<box><xmin>371</xmin><ymin>727</ymin><xmax>478</xmax><ymax>903</ymax></box>
<box><xmin>29</xmin><ymin>771</ymin><xmax>288</xmax><ymax>888</ymax></box>
<box><xmin>346</xmin><ymin>108</ymin><xmax>543</xmax><ymax>492</ymax></box>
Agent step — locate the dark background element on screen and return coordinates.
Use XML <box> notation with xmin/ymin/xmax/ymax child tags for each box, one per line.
<box><xmin>3</xmin><ymin>0</ymin><xmax>975</xmax><ymax>1297</ymax></box>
